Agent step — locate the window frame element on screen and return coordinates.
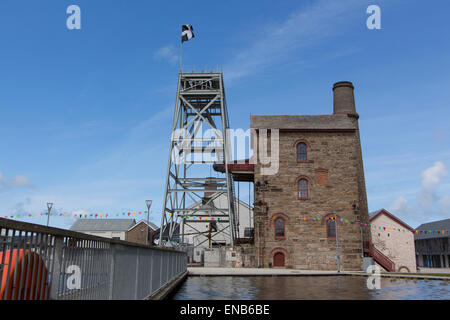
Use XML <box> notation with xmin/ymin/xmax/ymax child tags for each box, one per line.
<box><xmin>325</xmin><ymin>214</ymin><xmax>339</xmax><ymax>239</ymax></box>
<box><xmin>294</xmin><ymin>140</ymin><xmax>310</xmax><ymax>163</ymax></box>
<box><xmin>274</xmin><ymin>217</ymin><xmax>286</xmax><ymax>239</ymax></box>
<box><xmin>297</xmin><ymin>177</ymin><xmax>310</xmax><ymax>200</ymax></box>
<box><xmin>296</xmin><ymin>142</ymin><xmax>308</xmax><ymax>162</ymax></box>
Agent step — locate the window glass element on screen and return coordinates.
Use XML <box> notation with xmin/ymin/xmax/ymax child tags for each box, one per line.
<box><xmin>299</xmin><ymin>179</ymin><xmax>308</xmax><ymax>198</ymax></box>
<box><xmin>327</xmin><ymin>220</ymin><xmax>336</xmax><ymax>238</ymax></box>
<box><xmin>297</xmin><ymin>143</ymin><xmax>307</xmax><ymax>161</ymax></box>
<box><xmin>275</xmin><ymin>218</ymin><xmax>285</xmax><ymax>237</ymax></box>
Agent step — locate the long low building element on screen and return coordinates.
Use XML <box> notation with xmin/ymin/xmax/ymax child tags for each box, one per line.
<box><xmin>70</xmin><ymin>219</ymin><xmax>137</xmax><ymax>240</ymax></box>
<box><xmin>415</xmin><ymin>218</ymin><xmax>450</xmax><ymax>268</ymax></box>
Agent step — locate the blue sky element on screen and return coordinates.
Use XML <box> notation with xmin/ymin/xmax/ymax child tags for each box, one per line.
<box><xmin>0</xmin><ymin>0</ymin><xmax>449</xmax><ymax>229</ymax></box>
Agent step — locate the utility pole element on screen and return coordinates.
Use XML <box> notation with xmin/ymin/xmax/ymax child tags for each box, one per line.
<box><xmin>46</xmin><ymin>203</ymin><xmax>53</xmax><ymax>227</ymax></box>
<box><xmin>145</xmin><ymin>200</ymin><xmax>153</xmax><ymax>246</ymax></box>
<box><xmin>334</xmin><ymin>212</ymin><xmax>341</xmax><ymax>273</ymax></box>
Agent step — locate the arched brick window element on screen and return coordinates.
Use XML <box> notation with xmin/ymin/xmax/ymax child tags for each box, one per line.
<box><xmin>324</xmin><ymin>214</ymin><xmax>339</xmax><ymax>238</ymax></box>
<box><xmin>297</xmin><ymin>142</ymin><xmax>307</xmax><ymax>161</ymax></box>
<box><xmin>272</xmin><ymin>213</ymin><xmax>288</xmax><ymax>239</ymax></box>
<box><xmin>298</xmin><ymin>178</ymin><xmax>309</xmax><ymax>199</ymax></box>
<box><xmin>275</xmin><ymin>218</ymin><xmax>285</xmax><ymax>239</ymax></box>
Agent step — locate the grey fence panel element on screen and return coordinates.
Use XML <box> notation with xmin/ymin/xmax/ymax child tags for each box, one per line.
<box><xmin>152</xmin><ymin>250</ymin><xmax>162</xmax><ymax>294</ymax></box>
<box><xmin>112</xmin><ymin>245</ymin><xmax>138</xmax><ymax>300</ymax></box>
<box><xmin>0</xmin><ymin>218</ymin><xmax>186</xmax><ymax>300</ymax></box>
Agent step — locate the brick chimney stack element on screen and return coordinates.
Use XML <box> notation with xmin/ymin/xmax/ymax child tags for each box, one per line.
<box><xmin>333</xmin><ymin>81</ymin><xmax>357</xmax><ymax>116</ymax></box>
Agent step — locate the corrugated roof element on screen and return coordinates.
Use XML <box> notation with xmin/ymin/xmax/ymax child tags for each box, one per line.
<box><xmin>70</xmin><ymin>219</ymin><xmax>136</xmax><ymax>232</ymax></box>
<box><xmin>414</xmin><ymin>218</ymin><xmax>450</xmax><ymax>240</ymax></box>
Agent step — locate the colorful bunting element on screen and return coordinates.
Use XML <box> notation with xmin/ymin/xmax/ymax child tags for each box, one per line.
<box><xmin>2</xmin><ymin>211</ymin><xmax>449</xmax><ymax>237</ymax></box>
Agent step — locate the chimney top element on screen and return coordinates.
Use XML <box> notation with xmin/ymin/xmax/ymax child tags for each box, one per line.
<box><xmin>333</xmin><ymin>81</ymin><xmax>354</xmax><ymax>90</ymax></box>
<box><xmin>332</xmin><ymin>81</ymin><xmax>357</xmax><ymax>116</ymax></box>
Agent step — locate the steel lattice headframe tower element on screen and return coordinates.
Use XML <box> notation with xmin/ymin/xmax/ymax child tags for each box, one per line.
<box><xmin>159</xmin><ymin>72</ymin><xmax>238</xmax><ymax>248</ymax></box>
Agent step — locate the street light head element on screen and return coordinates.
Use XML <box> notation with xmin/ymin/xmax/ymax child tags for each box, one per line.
<box><xmin>47</xmin><ymin>203</ymin><xmax>53</xmax><ymax>211</ymax></box>
<box><xmin>145</xmin><ymin>200</ymin><xmax>153</xmax><ymax>209</ymax></box>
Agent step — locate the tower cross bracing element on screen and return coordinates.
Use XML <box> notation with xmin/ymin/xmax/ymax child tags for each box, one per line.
<box><xmin>159</xmin><ymin>72</ymin><xmax>238</xmax><ymax>248</ymax></box>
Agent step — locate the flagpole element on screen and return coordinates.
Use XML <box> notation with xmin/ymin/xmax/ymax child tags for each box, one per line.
<box><xmin>180</xmin><ymin>42</ymin><xmax>183</xmax><ymax>72</ymax></box>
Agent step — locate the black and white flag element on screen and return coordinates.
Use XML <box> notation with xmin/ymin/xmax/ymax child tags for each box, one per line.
<box><xmin>181</xmin><ymin>25</ymin><xmax>195</xmax><ymax>43</ymax></box>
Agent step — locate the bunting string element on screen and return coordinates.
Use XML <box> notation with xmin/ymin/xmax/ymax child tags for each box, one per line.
<box><xmin>2</xmin><ymin>211</ymin><xmax>148</xmax><ymax>220</ymax></box>
<box><xmin>2</xmin><ymin>212</ymin><xmax>448</xmax><ymax>236</ymax></box>
<box><xmin>294</xmin><ymin>216</ymin><xmax>449</xmax><ymax>236</ymax></box>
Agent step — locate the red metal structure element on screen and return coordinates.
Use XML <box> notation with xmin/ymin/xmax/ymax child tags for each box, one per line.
<box><xmin>0</xmin><ymin>249</ymin><xmax>49</xmax><ymax>300</ymax></box>
<box><xmin>367</xmin><ymin>243</ymin><xmax>396</xmax><ymax>272</ymax></box>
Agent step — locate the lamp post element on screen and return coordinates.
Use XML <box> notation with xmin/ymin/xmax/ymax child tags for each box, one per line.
<box><xmin>46</xmin><ymin>202</ymin><xmax>53</xmax><ymax>227</ymax></box>
<box><xmin>145</xmin><ymin>200</ymin><xmax>153</xmax><ymax>245</ymax></box>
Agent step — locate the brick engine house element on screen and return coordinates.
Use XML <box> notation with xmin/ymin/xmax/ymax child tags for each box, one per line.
<box><xmin>224</xmin><ymin>81</ymin><xmax>371</xmax><ymax>271</ymax></box>
<box><xmin>253</xmin><ymin>81</ymin><xmax>370</xmax><ymax>270</ymax></box>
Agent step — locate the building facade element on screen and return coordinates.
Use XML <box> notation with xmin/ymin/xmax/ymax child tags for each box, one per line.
<box><xmin>125</xmin><ymin>220</ymin><xmax>158</xmax><ymax>245</ymax></box>
<box><xmin>251</xmin><ymin>81</ymin><xmax>370</xmax><ymax>271</ymax></box>
<box><xmin>370</xmin><ymin>209</ymin><xmax>416</xmax><ymax>272</ymax></box>
<box><xmin>415</xmin><ymin>218</ymin><xmax>450</xmax><ymax>268</ymax></box>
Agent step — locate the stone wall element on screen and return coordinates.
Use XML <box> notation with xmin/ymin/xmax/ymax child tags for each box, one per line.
<box><xmin>371</xmin><ymin>214</ymin><xmax>416</xmax><ymax>272</ymax></box>
<box><xmin>252</xmin><ymin>119</ymin><xmax>370</xmax><ymax>271</ymax></box>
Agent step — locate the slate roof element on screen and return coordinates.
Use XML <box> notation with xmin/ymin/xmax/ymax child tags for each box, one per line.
<box><xmin>250</xmin><ymin>114</ymin><xmax>356</xmax><ymax>130</ymax></box>
<box><xmin>70</xmin><ymin>219</ymin><xmax>136</xmax><ymax>232</ymax></box>
<box><xmin>128</xmin><ymin>220</ymin><xmax>159</xmax><ymax>231</ymax></box>
<box><xmin>414</xmin><ymin>218</ymin><xmax>450</xmax><ymax>240</ymax></box>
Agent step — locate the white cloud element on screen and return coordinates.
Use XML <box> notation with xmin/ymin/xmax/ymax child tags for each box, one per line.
<box><xmin>382</xmin><ymin>161</ymin><xmax>450</xmax><ymax>226</ymax></box>
<box><xmin>9</xmin><ymin>175</ymin><xmax>33</xmax><ymax>187</ymax></box>
<box><xmin>420</xmin><ymin>161</ymin><xmax>447</xmax><ymax>190</ymax></box>
<box><xmin>417</xmin><ymin>162</ymin><xmax>447</xmax><ymax>209</ymax></box>
<box><xmin>224</xmin><ymin>0</ymin><xmax>360</xmax><ymax>82</ymax></box>
<box><xmin>0</xmin><ymin>172</ymin><xmax>33</xmax><ymax>190</ymax></box>
<box><xmin>388</xmin><ymin>196</ymin><xmax>411</xmax><ymax>214</ymax></box>
<box><xmin>11</xmin><ymin>198</ymin><xmax>32</xmax><ymax>216</ymax></box>
<box><xmin>154</xmin><ymin>45</ymin><xmax>178</xmax><ymax>65</ymax></box>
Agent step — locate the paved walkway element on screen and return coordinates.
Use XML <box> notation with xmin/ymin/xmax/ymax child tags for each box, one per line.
<box><xmin>187</xmin><ymin>267</ymin><xmax>342</xmax><ymax>276</ymax></box>
<box><xmin>187</xmin><ymin>267</ymin><xmax>450</xmax><ymax>281</ymax></box>
<box><xmin>416</xmin><ymin>267</ymin><xmax>450</xmax><ymax>274</ymax></box>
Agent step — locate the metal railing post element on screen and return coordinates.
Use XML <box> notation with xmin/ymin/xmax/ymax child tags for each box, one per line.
<box><xmin>49</xmin><ymin>236</ymin><xmax>64</xmax><ymax>300</ymax></box>
<box><xmin>108</xmin><ymin>243</ymin><xmax>116</xmax><ymax>300</ymax></box>
<box><xmin>149</xmin><ymin>250</ymin><xmax>153</xmax><ymax>295</ymax></box>
<box><xmin>134</xmin><ymin>247</ymin><xmax>140</xmax><ymax>299</ymax></box>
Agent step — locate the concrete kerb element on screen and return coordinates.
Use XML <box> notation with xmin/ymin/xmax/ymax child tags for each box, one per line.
<box><xmin>147</xmin><ymin>271</ymin><xmax>188</xmax><ymax>300</ymax></box>
<box><xmin>187</xmin><ymin>268</ymin><xmax>450</xmax><ymax>281</ymax></box>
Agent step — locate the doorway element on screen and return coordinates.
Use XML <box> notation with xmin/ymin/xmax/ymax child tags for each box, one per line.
<box><xmin>273</xmin><ymin>252</ymin><xmax>285</xmax><ymax>267</ymax></box>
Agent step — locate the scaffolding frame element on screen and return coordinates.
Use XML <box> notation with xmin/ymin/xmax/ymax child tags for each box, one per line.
<box><xmin>159</xmin><ymin>72</ymin><xmax>237</xmax><ymax>248</ymax></box>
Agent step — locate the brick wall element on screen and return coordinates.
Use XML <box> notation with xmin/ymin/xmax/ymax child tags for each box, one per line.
<box><xmin>125</xmin><ymin>221</ymin><xmax>155</xmax><ymax>245</ymax></box>
<box><xmin>253</xmin><ymin>119</ymin><xmax>370</xmax><ymax>271</ymax></box>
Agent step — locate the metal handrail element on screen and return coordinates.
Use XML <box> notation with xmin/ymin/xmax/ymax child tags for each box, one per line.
<box><xmin>0</xmin><ymin>218</ymin><xmax>187</xmax><ymax>300</ymax></box>
<box><xmin>369</xmin><ymin>243</ymin><xmax>395</xmax><ymax>272</ymax></box>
